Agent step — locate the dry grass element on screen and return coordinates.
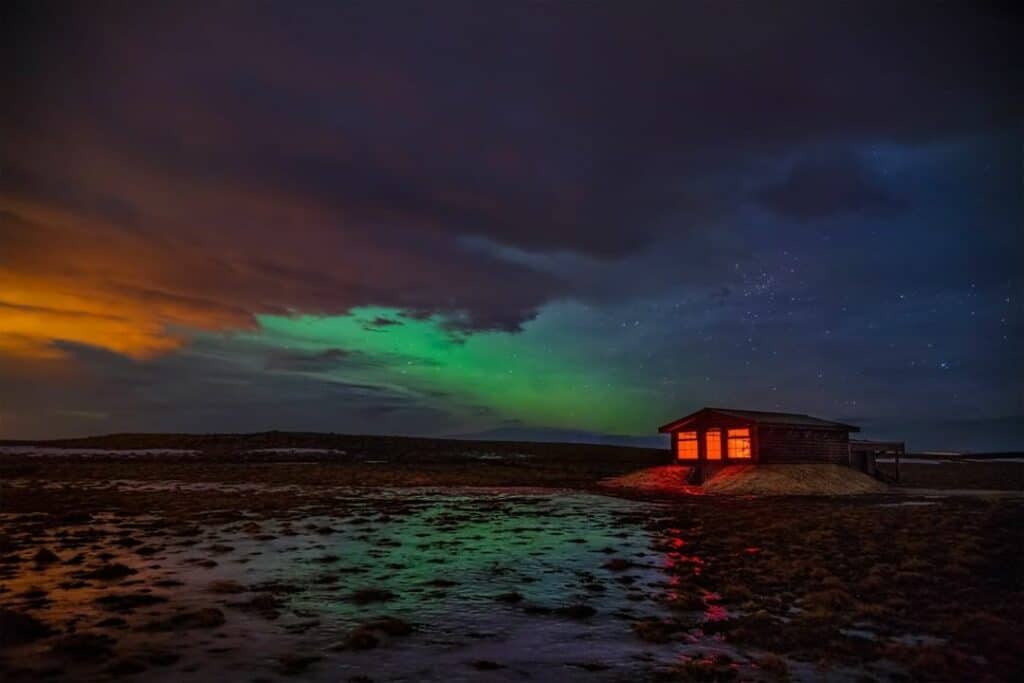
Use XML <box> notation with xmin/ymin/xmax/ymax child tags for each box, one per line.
<box><xmin>702</xmin><ymin>464</ymin><xmax>888</xmax><ymax>495</ymax></box>
<box><xmin>600</xmin><ymin>463</ymin><xmax>887</xmax><ymax>496</ymax></box>
<box><xmin>645</xmin><ymin>495</ymin><xmax>1024</xmax><ymax>681</ymax></box>
<box><xmin>599</xmin><ymin>465</ymin><xmax>696</xmax><ymax>493</ymax></box>
<box><xmin>0</xmin><ymin>448</ymin><xmax>667</xmax><ymax>491</ymax></box>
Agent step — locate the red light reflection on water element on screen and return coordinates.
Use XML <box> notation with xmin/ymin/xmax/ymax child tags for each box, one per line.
<box><xmin>701</xmin><ymin>591</ymin><xmax>732</xmax><ymax>622</ymax></box>
<box><xmin>703</xmin><ymin>604</ymin><xmax>730</xmax><ymax>621</ymax></box>
<box><xmin>678</xmin><ymin>652</ymin><xmax>740</xmax><ymax>675</ymax></box>
<box><xmin>664</xmin><ymin>552</ymin><xmax>706</xmax><ymax>575</ymax></box>
<box><xmin>658</xmin><ymin>532</ymin><xmax>705</xmax><ymax>574</ymax></box>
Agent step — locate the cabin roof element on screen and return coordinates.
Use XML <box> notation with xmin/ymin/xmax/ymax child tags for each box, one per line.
<box><xmin>658</xmin><ymin>407</ymin><xmax>860</xmax><ymax>433</ymax></box>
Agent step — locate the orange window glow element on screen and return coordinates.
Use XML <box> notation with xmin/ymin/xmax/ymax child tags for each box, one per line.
<box><xmin>727</xmin><ymin>428</ymin><xmax>751</xmax><ymax>459</ymax></box>
<box><xmin>706</xmin><ymin>428</ymin><xmax>722</xmax><ymax>460</ymax></box>
<box><xmin>676</xmin><ymin>431</ymin><xmax>698</xmax><ymax>460</ymax></box>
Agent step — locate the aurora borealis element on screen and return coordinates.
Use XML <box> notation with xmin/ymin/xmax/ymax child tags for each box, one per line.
<box><xmin>1</xmin><ymin>2</ymin><xmax>1021</xmax><ymax>449</ymax></box>
<box><xmin>253</xmin><ymin>307</ymin><xmax>650</xmax><ymax>435</ymax></box>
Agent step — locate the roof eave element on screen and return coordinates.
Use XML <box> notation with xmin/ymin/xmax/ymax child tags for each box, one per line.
<box><xmin>657</xmin><ymin>406</ymin><xmax>861</xmax><ymax>433</ymax></box>
<box><xmin>757</xmin><ymin>421</ymin><xmax>861</xmax><ymax>432</ymax></box>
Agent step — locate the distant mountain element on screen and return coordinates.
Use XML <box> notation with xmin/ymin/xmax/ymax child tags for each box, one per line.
<box><xmin>0</xmin><ymin>429</ymin><xmax>667</xmax><ymax>456</ymax></box>
<box><xmin>448</xmin><ymin>426</ymin><xmax>668</xmax><ymax>449</ymax></box>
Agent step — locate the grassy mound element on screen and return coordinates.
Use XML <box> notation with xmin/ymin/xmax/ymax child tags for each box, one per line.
<box><xmin>601</xmin><ymin>464</ymin><xmax>888</xmax><ymax>496</ymax></box>
<box><xmin>599</xmin><ymin>465</ymin><xmax>698</xmax><ymax>493</ymax></box>
<box><xmin>703</xmin><ymin>464</ymin><xmax>887</xmax><ymax>495</ymax></box>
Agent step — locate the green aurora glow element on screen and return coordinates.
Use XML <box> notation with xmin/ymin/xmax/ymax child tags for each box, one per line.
<box><xmin>250</xmin><ymin>306</ymin><xmax>653</xmax><ymax>434</ymax></box>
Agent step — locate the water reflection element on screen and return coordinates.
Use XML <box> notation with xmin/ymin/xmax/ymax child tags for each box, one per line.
<box><xmin>2</xmin><ymin>489</ymin><xmax>697</xmax><ymax>681</ymax></box>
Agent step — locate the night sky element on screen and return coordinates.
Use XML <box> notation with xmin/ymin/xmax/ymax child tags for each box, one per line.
<box><xmin>2</xmin><ymin>2</ymin><xmax>1021</xmax><ymax>450</ymax></box>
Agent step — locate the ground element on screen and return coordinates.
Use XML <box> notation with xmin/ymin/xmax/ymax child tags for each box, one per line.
<box><xmin>600</xmin><ymin>464</ymin><xmax>890</xmax><ymax>496</ymax></box>
<box><xmin>1</xmin><ymin>441</ymin><xmax>1021</xmax><ymax>681</ymax></box>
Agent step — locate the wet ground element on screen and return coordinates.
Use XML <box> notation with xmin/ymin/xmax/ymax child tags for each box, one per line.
<box><xmin>0</xmin><ymin>487</ymin><xmax>786</xmax><ymax>681</ymax></box>
<box><xmin>1</xmin><ymin>464</ymin><xmax>1022</xmax><ymax>681</ymax></box>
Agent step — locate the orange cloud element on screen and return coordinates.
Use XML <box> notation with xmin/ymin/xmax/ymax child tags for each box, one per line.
<box><xmin>0</xmin><ymin>192</ymin><xmax>253</xmax><ymax>359</ymax></box>
<box><xmin>0</xmin><ymin>297</ymin><xmax>185</xmax><ymax>360</ymax></box>
<box><xmin>0</xmin><ymin>101</ymin><xmax>561</xmax><ymax>362</ymax></box>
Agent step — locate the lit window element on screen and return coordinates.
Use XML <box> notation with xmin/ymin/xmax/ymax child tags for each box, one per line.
<box><xmin>706</xmin><ymin>428</ymin><xmax>722</xmax><ymax>460</ymax></box>
<box><xmin>676</xmin><ymin>431</ymin><xmax>698</xmax><ymax>460</ymax></box>
<box><xmin>727</xmin><ymin>428</ymin><xmax>752</xmax><ymax>459</ymax></box>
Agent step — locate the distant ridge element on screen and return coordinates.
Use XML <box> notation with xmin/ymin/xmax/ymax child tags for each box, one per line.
<box><xmin>448</xmin><ymin>427</ymin><xmax>667</xmax><ymax>449</ymax></box>
<box><xmin>0</xmin><ymin>430</ymin><xmax>666</xmax><ymax>454</ymax></box>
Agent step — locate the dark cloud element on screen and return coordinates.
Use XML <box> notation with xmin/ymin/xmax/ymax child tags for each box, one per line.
<box><xmin>263</xmin><ymin>344</ymin><xmax>445</xmax><ymax>374</ymax></box>
<box><xmin>2</xmin><ymin>1</ymin><xmax>1019</xmax><ymax>348</ymax></box>
<box><xmin>264</xmin><ymin>347</ymin><xmax>357</xmax><ymax>372</ymax></box>
<box><xmin>0</xmin><ymin>3</ymin><xmax>1020</xmax><ymax>447</ymax></box>
<box><xmin>0</xmin><ymin>339</ymin><xmax>463</xmax><ymax>438</ymax></box>
<box><xmin>362</xmin><ymin>316</ymin><xmax>404</xmax><ymax>331</ymax></box>
<box><xmin>0</xmin><ymin>163</ymin><xmax>141</xmax><ymax>228</ymax></box>
<box><xmin>758</xmin><ymin>150</ymin><xmax>905</xmax><ymax>220</ymax></box>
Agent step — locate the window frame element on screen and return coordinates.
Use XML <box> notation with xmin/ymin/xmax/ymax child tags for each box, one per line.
<box><xmin>727</xmin><ymin>427</ymin><xmax>752</xmax><ymax>459</ymax></box>
<box><xmin>676</xmin><ymin>430</ymin><xmax>699</xmax><ymax>460</ymax></box>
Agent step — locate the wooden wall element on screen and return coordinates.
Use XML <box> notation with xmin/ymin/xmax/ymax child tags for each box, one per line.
<box><xmin>756</xmin><ymin>426</ymin><xmax>850</xmax><ymax>463</ymax></box>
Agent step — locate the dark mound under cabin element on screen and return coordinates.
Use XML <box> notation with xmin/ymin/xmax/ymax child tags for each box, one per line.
<box><xmin>658</xmin><ymin>407</ymin><xmax>865</xmax><ymax>483</ymax></box>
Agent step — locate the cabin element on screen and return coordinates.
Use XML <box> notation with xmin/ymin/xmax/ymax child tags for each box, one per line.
<box><xmin>658</xmin><ymin>407</ymin><xmax>860</xmax><ymax>482</ymax></box>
